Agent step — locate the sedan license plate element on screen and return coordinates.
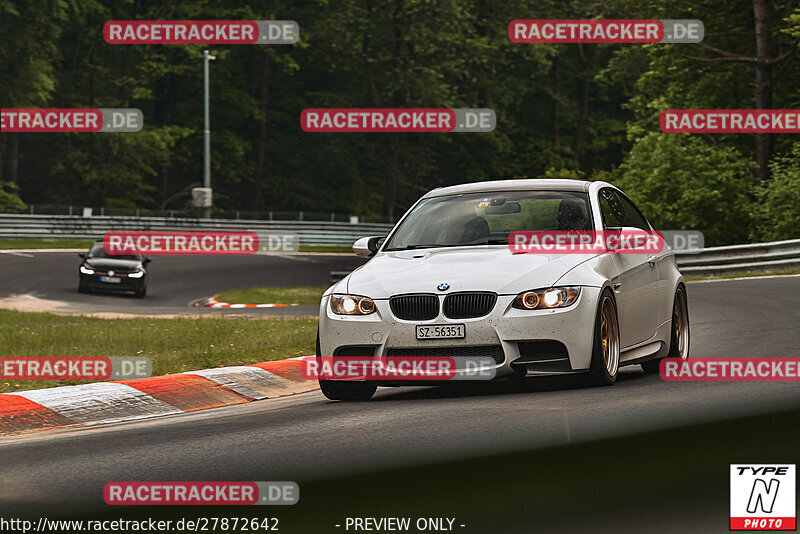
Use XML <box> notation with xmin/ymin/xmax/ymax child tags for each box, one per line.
<box><xmin>416</xmin><ymin>324</ymin><xmax>465</xmax><ymax>340</ymax></box>
<box><xmin>100</xmin><ymin>276</ymin><xmax>121</xmax><ymax>283</ymax></box>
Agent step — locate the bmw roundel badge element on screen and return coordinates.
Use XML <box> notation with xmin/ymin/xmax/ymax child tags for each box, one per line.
<box><xmin>437</xmin><ymin>283</ymin><xmax>449</xmax><ymax>291</ymax></box>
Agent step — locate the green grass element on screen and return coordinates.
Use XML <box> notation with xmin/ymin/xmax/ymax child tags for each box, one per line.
<box><xmin>215</xmin><ymin>286</ymin><xmax>327</xmax><ymax>305</ymax></box>
<box><xmin>298</xmin><ymin>245</ymin><xmax>352</xmax><ymax>253</ymax></box>
<box><xmin>0</xmin><ymin>238</ymin><xmax>93</xmax><ymax>249</ymax></box>
<box><xmin>0</xmin><ymin>309</ymin><xmax>317</xmax><ymax>393</ymax></box>
<box><xmin>685</xmin><ymin>266</ymin><xmax>800</xmax><ymax>282</ymax></box>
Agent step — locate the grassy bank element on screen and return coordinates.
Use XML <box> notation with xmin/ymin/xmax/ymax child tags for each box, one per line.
<box><xmin>214</xmin><ymin>286</ymin><xmax>327</xmax><ymax>305</ymax></box>
<box><xmin>0</xmin><ymin>309</ymin><xmax>317</xmax><ymax>393</ymax></box>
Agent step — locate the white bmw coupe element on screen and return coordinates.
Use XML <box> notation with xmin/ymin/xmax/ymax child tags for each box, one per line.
<box><xmin>317</xmin><ymin>179</ymin><xmax>689</xmax><ymax>401</ymax></box>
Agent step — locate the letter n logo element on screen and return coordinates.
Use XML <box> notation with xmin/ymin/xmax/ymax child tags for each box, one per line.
<box><xmin>748</xmin><ymin>479</ymin><xmax>779</xmax><ymax>513</ymax></box>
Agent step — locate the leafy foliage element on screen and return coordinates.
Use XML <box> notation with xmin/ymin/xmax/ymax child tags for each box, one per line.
<box><xmin>755</xmin><ymin>143</ymin><xmax>800</xmax><ymax>241</ymax></box>
<box><xmin>615</xmin><ymin>133</ymin><xmax>756</xmax><ymax>245</ymax></box>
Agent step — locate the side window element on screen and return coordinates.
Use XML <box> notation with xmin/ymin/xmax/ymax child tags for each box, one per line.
<box><xmin>618</xmin><ymin>193</ymin><xmax>651</xmax><ymax>231</ymax></box>
<box><xmin>598</xmin><ymin>188</ymin><xmax>629</xmax><ymax>229</ymax></box>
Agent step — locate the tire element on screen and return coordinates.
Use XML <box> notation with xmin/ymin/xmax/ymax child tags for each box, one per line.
<box><xmin>316</xmin><ymin>329</ymin><xmax>377</xmax><ymax>401</ymax></box>
<box><xmin>642</xmin><ymin>285</ymin><xmax>689</xmax><ymax>374</ymax></box>
<box><xmin>134</xmin><ymin>287</ymin><xmax>147</xmax><ymax>298</ymax></box>
<box><xmin>78</xmin><ymin>284</ymin><xmax>89</xmax><ymax>294</ymax></box>
<box><xmin>319</xmin><ymin>379</ymin><xmax>377</xmax><ymax>401</ymax></box>
<box><xmin>507</xmin><ymin>370</ymin><xmax>528</xmax><ymax>393</ymax></box>
<box><xmin>589</xmin><ymin>289</ymin><xmax>620</xmax><ymax>386</ymax></box>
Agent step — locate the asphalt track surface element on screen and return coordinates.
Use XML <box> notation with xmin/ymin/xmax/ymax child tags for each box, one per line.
<box><xmin>0</xmin><ymin>251</ymin><xmax>365</xmax><ymax>316</ymax></box>
<box><xmin>1</xmin><ymin>274</ymin><xmax>800</xmax><ymax>531</ymax></box>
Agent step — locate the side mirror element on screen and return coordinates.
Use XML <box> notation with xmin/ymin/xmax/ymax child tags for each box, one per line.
<box><xmin>143</xmin><ymin>257</ymin><xmax>152</xmax><ymax>265</ymax></box>
<box><xmin>352</xmin><ymin>236</ymin><xmax>384</xmax><ymax>258</ymax></box>
<box><xmin>78</xmin><ymin>252</ymin><xmax>86</xmax><ymax>258</ymax></box>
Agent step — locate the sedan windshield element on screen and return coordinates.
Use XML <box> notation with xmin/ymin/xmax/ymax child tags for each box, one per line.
<box><xmin>87</xmin><ymin>243</ymin><xmax>139</xmax><ymax>261</ymax></box>
<box><xmin>384</xmin><ymin>190</ymin><xmax>593</xmax><ymax>251</ymax></box>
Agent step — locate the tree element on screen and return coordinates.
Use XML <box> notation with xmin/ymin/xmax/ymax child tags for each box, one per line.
<box><xmin>615</xmin><ymin>132</ymin><xmax>757</xmax><ymax>246</ymax></box>
<box><xmin>754</xmin><ymin>142</ymin><xmax>800</xmax><ymax>241</ymax></box>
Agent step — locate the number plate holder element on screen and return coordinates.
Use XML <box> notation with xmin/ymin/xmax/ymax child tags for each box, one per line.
<box><xmin>415</xmin><ymin>324</ymin><xmax>466</xmax><ymax>340</ymax></box>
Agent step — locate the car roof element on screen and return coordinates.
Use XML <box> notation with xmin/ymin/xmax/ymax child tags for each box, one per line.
<box><xmin>422</xmin><ymin>179</ymin><xmax>592</xmax><ymax>198</ymax></box>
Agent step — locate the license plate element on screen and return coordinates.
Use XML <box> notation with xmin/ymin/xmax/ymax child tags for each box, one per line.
<box><xmin>416</xmin><ymin>324</ymin><xmax>465</xmax><ymax>340</ymax></box>
<box><xmin>100</xmin><ymin>276</ymin><xmax>121</xmax><ymax>283</ymax></box>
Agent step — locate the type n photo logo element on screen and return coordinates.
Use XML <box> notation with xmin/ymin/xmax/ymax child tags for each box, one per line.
<box><xmin>730</xmin><ymin>464</ymin><xmax>796</xmax><ymax>530</ymax></box>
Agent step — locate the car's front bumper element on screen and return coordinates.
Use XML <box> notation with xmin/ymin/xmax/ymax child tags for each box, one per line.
<box><xmin>318</xmin><ymin>286</ymin><xmax>602</xmax><ymax>380</ymax></box>
<box><xmin>79</xmin><ymin>274</ymin><xmax>145</xmax><ymax>292</ymax></box>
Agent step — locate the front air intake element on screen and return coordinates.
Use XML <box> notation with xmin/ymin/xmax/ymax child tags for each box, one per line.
<box><xmin>443</xmin><ymin>292</ymin><xmax>497</xmax><ymax>319</ymax></box>
<box><xmin>389</xmin><ymin>294</ymin><xmax>439</xmax><ymax>321</ymax></box>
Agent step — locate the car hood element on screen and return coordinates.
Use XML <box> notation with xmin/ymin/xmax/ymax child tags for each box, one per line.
<box><xmin>84</xmin><ymin>258</ymin><xmax>143</xmax><ymax>272</ymax></box>
<box><xmin>346</xmin><ymin>247</ymin><xmax>598</xmax><ymax>298</ymax></box>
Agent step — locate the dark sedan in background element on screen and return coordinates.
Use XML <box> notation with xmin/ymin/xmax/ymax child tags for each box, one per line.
<box><xmin>78</xmin><ymin>241</ymin><xmax>150</xmax><ymax>298</ymax></box>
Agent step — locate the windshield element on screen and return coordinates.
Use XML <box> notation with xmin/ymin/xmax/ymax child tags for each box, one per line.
<box><xmin>384</xmin><ymin>190</ymin><xmax>593</xmax><ymax>251</ymax></box>
<box><xmin>87</xmin><ymin>243</ymin><xmax>140</xmax><ymax>261</ymax></box>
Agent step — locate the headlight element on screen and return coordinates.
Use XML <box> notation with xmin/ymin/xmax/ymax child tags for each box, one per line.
<box><xmin>79</xmin><ymin>265</ymin><xmax>94</xmax><ymax>275</ymax></box>
<box><xmin>330</xmin><ymin>294</ymin><xmax>376</xmax><ymax>315</ymax></box>
<box><xmin>512</xmin><ymin>287</ymin><xmax>581</xmax><ymax>310</ymax></box>
<box><xmin>128</xmin><ymin>270</ymin><xmax>144</xmax><ymax>278</ymax></box>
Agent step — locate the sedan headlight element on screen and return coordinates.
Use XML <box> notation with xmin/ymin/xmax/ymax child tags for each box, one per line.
<box><xmin>330</xmin><ymin>294</ymin><xmax>376</xmax><ymax>315</ymax></box>
<box><xmin>79</xmin><ymin>265</ymin><xmax>94</xmax><ymax>275</ymax></box>
<box><xmin>512</xmin><ymin>287</ymin><xmax>581</xmax><ymax>310</ymax></box>
<box><xmin>128</xmin><ymin>270</ymin><xmax>144</xmax><ymax>279</ymax></box>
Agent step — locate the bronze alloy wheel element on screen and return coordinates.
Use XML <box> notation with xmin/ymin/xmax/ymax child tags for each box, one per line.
<box><xmin>672</xmin><ymin>287</ymin><xmax>690</xmax><ymax>359</ymax></box>
<box><xmin>600</xmin><ymin>295</ymin><xmax>620</xmax><ymax>377</ymax></box>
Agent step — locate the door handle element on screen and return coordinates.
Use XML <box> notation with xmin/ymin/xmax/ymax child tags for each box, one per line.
<box><xmin>613</xmin><ymin>282</ymin><xmax>621</xmax><ymax>290</ymax></box>
<box><xmin>647</xmin><ymin>256</ymin><xmax>658</xmax><ymax>267</ymax></box>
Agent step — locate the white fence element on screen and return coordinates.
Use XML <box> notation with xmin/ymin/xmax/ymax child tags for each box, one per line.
<box><xmin>0</xmin><ymin>214</ymin><xmax>394</xmax><ymax>247</ymax></box>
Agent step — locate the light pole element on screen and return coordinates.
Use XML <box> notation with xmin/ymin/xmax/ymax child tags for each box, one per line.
<box><xmin>203</xmin><ymin>49</ymin><xmax>216</xmax><ymax>219</ymax></box>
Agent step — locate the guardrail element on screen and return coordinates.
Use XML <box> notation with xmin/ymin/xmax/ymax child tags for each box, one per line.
<box><xmin>0</xmin><ymin>213</ymin><xmax>394</xmax><ymax>248</ymax></box>
<box><xmin>2</xmin><ymin>212</ymin><xmax>797</xmax><ymax>275</ymax></box>
<box><xmin>675</xmin><ymin>238</ymin><xmax>800</xmax><ymax>275</ymax></box>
